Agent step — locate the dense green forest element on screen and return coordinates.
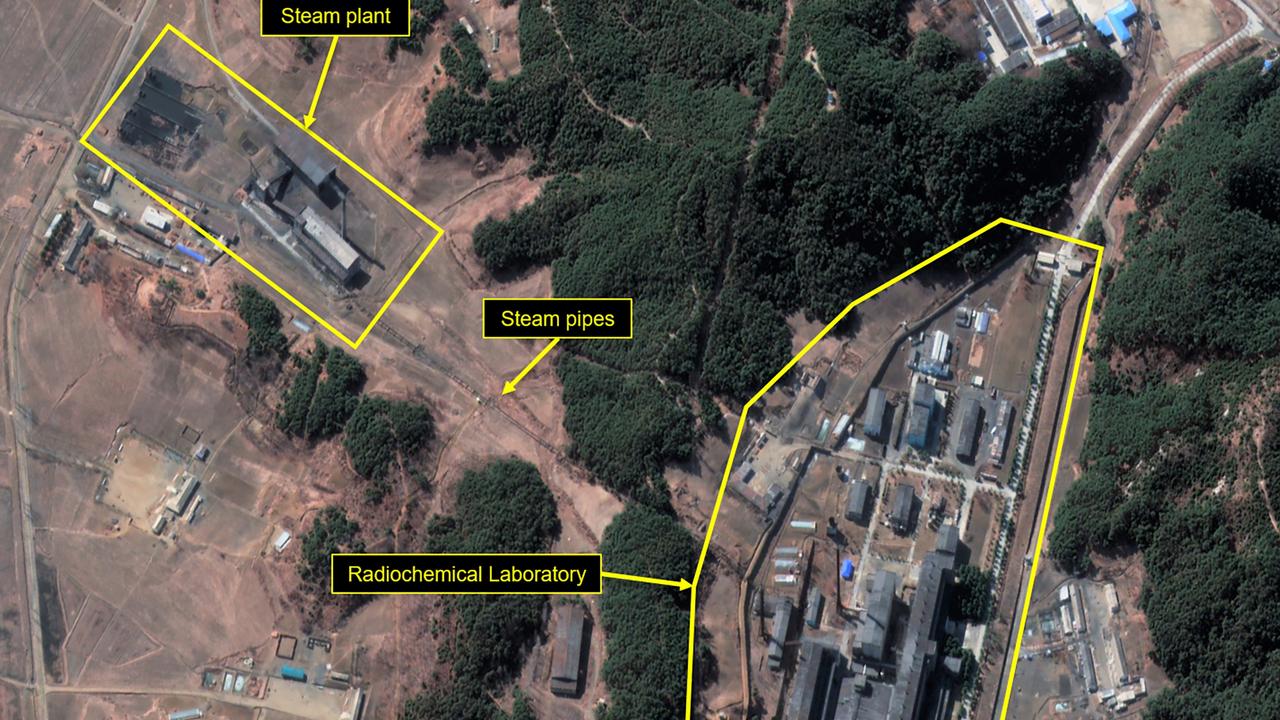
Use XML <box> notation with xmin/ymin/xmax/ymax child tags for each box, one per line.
<box><xmin>402</xmin><ymin>459</ymin><xmax>559</xmax><ymax>720</ymax></box>
<box><xmin>1048</xmin><ymin>60</ymin><xmax>1280</xmax><ymax>718</ymax></box>
<box><xmin>417</xmin><ymin>0</ymin><xmax>1123</xmax><ymax>715</ymax></box>
<box><xmin>387</xmin><ymin>0</ymin><xmax>448</xmax><ymax>58</ymax></box>
<box><xmin>423</xmin><ymin>0</ymin><xmax>1120</xmax><ymax>479</ymax></box>
<box><xmin>297</xmin><ymin>506</ymin><xmax>363</xmax><ymax>585</ymax></box>
<box><xmin>233</xmin><ymin>284</ymin><xmax>287</xmax><ymax>360</ymax></box>
<box><xmin>558</xmin><ymin>357</ymin><xmax>695</xmax><ymax>503</ymax></box>
<box><xmin>440</xmin><ymin>24</ymin><xmax>489</xmax><ymax>92</ymax></box>
<box><xmin>343</xmin><ymin>396</ymin><xmax>434</xmax><ymax>481</ymax></box>
<box><xmin>597</xmin><ymin>505</ymin><xmax>698</xmax><ymax>720</ymax></box>
<box><xmin>276</xmin><ymin>343</ymin><xmax>434</xmax><ymax>496</ymax></box>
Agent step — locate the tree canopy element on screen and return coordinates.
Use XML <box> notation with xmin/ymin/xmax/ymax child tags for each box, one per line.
<box><xmin>420</xmin><ymin>1</ymin><xmax>1124</xmax><ymax>518</ymax></box>
<box><xmin>596</xmin><ymin>504</ymin><xmax>698</xmax><ymax>720</ymax></box>
<box><xmin>233</xmin><ymin>284</ymin><xmax>287</xmax><ymax>359</ymax></box>
<box><xmin>559</xmin><ymin>358</ymin><xmax>696</xmax><ymax>503</ymax></box>
<box><xmin>1048</xmin><ymin>59</ymin><xmax>1280</xmax><ymax>718</ymax></box>
<box><xmin>407</xmin><ymin>459</ymin><xmax>561</xmax><ymax>710</ymax></box>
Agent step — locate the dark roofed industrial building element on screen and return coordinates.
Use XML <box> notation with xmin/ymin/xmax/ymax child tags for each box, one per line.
<box><xmin>805</xmin><ymin>587</ymin><xmax>825</xmax><ymax>629</ymax></box>
<box><xmin>936</xmin><ymin>524</ymin><xmax>960</xmax><ymax>558</ymax></box>
<box><xmin>121</xmin><ymin>69</ymin><xmax>202</xmax><ymax>154</ymax></box>
<box><xmin>887</xmin><ymin>526</ymin><xmax>960</xmax><ymax>720</ymax></box>
<box><xmin>785</xmin><ymin>640</ymin><xmax>845</xmax><ymax>720</ymax></box>
<box><xmin>863</xmin><ymin>387</ymin><xmax>888</xmax><ymax>439</ymax></box>
<box><xmin>955</xmin><ymin>398</ymin><xmax>983</xmax><ymax>462</ymax></box>
<box><xmin>907</xmin><ymin>383</ymin><xmax>935</xmax><ymax>450</ymax></box>
<box><xmin>549</xmin><ymin>605</ymin><xmax>589</xmax><ymax>697</ymax></box>
<box><xmin>846</xmin><ymin>480</ymin><xmax>872</xmax><ymax>525</ymax></box>
<box><xmin>983</xmin><ymin>0</ymin><xmax>1027</xmax><ymax>49</ymax></box>
<box><xmin>769</xmin><ymin>598</ymin><xmax>795</xmax><ymax>671</ymax></box>
<box><xmin>274</xmin><ymin>129</ymin><xmax>349</xmax><ymax>208</ymax></box>
<box><xmin>855</xmin><ymin>569</ymin><xmax>898</xmax><ymax>662</ymax></box>
<box><xmin>134</xmin><ymin>69</ymin><xmax>200</xmax><ymax>133</ymax></box>
<box><xmin>890</xmin><ymin>484</ymin><xmax>915</xmax><ymax>535</ymax></box>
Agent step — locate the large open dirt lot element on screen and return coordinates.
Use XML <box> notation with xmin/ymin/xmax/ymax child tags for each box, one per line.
<box><xmin>0</xmin><ymin>0</ymin><xmax>130</xmax><ymax>125</ymax></box>
<box><xmin>0</xmin><ymin>5</ymin><xmax>624</xmax><ymax>716</ymax></box>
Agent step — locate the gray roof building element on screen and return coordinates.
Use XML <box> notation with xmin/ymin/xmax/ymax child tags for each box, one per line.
<box><xmin>955</xmin><ymin>398</ymin><xmax>983</xmax><ymax>462</ymax></box>
<box><xmin>846</xmin><ymin>480</ymin><xmax>872</xmax><ymax>524</ymax></box>
<box><xmin>550</xmin><ymin>605</ymin><xmax>589</xmax><ymax>697</ymax></box>
<box><xmin>907</xmin><ymin>383</ymin><xmax>935</xmax><ymax>450</ymax></box>
<box><xmin>1038</xmin><ymin>9</ymin><xmax>1081</xmax><ymax>42</ymax></box>
<box><xmin>62</xmin><ymin>222</ymin><xmax>93</xmax><ymax>273</ymax></box>
<box><xmin>887</xmin><ymin>527</ymin><xmax>960</xmax><ymax>720</ymax></box>
<box><xmin>984</xmin><ymin>0</ymin><xmax>1028</xmax><ymax>49</ymax></box>
<box><xmin>274</xmin><ymin>130</ymin><xmax>348</xmax><ymax>207</ymax></box>
<box><xmin>769</xmin><ymin>598</ymin><xmax>794</xmax><ymax>671</ymax></box>
<box><xmin>890</xmin><ymin>484</ymin><xmax>915</xmax><ymax>535</ymax></box>
<box><xmin>989</xmin><ymin>399</ymin><xmax>1015</xmax><ymax>465</ymax></box>
<box><xmin>855</xmin><ymin>569</ymin><xmax>898</xmax><ymax>662</ymax></box>
<box><xmin>131</xmin><ymin>69</ymin><xmax>201</xmax><ymax>134</ymax></box>
<box><xmin>298</xmin><ymin>206</ymin><xmax>361</xmax><ymax>283</ymax></box>
<box><xmin>936</xmin><ymin>524</ymin><xmax>960</xmax><ymax>558</ymax></box>
<box><xmin>805</xmin><ymin>587</ymin><xmax>825</xmax><ymax>629</ymax></box>
<box><xmin>863</xmin><ymin>387</ymin><xmax>888</xmax><ymax>439</ymax></box>
<box><xmin>785</xmin><ymin>640</ymin><xmax>845</xmax><ymax>720</ymax></box>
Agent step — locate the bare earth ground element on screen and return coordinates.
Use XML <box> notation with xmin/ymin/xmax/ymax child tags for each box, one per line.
<box><xmin>0</xmin><ymin>2</ymin><xmax>632</xmax><ymax>716</ymax></box>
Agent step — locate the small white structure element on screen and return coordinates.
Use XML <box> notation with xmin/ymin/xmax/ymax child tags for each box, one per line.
<box><xmin>43</xmin><ymin>212</ymin><xmax>65</xmax><ymax>240</ymax></box>
<box><xmin>1036</xmin><ymin>250</ymin><xmax>1057</xmax><ymax>268</ymax></box>
<box><xmin>141</xmin><ymin>206</ymin><xmax>172</xmax><ymax>232</ymax></box>
<box><xmin>273</xmin><ymin>529</ymin><xmax>293</xmax><ymax>553</ymax></box>
<box><xmin>929</xmin><ymin>331</ymin><xmax>950</xmax><ymax>363</ymax></box>
<box><xmin>91</xmin><ymin>199</ymin><xmax>116</xmax><ymax>217</ymax></box>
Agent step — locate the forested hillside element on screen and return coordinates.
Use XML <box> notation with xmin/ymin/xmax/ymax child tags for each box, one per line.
<box><xmin>426</xmin><ymin>0</ymin><xmax>1121</xmax><ymax>492</ymax></box>
<box><xmin>403</xmin><ymin>459</ymin><xmax>560</xmax><ymax>720</ymax></box>
<box><xmin>1049</xmin><ymin>60</ymin><xmax>1280</xmax><ymax>718</ymax></box>
<box><xmin>419</xmin><ymin>0</ymin><xmax>1123</xmax><ymax>716</ymax></box>
<box><xmin>597</xmin><ymin>505</ymin><xmax>699</xmax><ymax>720</ymax></box>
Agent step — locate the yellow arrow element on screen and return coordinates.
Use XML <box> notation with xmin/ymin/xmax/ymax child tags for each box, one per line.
<box><xmin>602</xmin><ymin>570</ymin><xmax>693</xmax><ymax>592</ymax></box>
<box><xmin>502</xmin><ymin>338</ymin><xmax>560</xmax><ymax>395</ymax></box>
<box><xmin>302</xmin><ymin>37</ymin><xmax>339</xmax><ymax>128</ymax></box>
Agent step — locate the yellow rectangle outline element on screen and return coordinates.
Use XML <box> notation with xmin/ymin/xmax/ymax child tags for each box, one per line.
<box><xmin>329</xmin><ymin>552</ymin><xmax>604</xmax><ymax>595</ymax></box>
<box><xmin>681</xmin><ymin>217</ymin><xmax>1105</xmax><ymax>719</ymax></box>
<box><xmin>79</xmin><ymin>23</ymin><xmax>444</xmax><ymax>351</ymax></box>
<box><xmin>481</xmin><ymin>297</ymin><xmax>634</xmax><ymax>340</ymax></box>
<box><xmin>259</xmin><ymin>0</ymin><xmax>414</xmax><ymax>37</ymax></box>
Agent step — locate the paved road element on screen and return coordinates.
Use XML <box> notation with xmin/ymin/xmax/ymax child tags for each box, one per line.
<box><xmin>5</xmin><ymin>158</ymin><xmax>53</xmax><ymax>720</ymax></box>
<box><xmin>3</xmin><ymin>0</ymin><xmax>163</xmax><ymax>717</ymax></box>
<box><xmin>1074</xmin><ymin>0</ymin><xmax>1265</xmax><ymax>234</ymax></box>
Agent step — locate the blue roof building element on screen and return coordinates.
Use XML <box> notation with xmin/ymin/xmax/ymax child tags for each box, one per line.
<box><xmin>1094</xmin><ymin>0</ymin><xmax>1138</xmax><ymax>44</ymax></box>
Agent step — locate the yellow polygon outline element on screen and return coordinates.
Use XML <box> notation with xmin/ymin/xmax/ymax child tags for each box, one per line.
<box><xmin>79</xmin><ymin>24</ymin><xmax>445</xmax><ymax>350</ymax></box>
<box><xmin>259</xmin><ymin>0</ymin><xmax>414</xmax><ymax>37</ymax></box>
<box><xmin>481</xmin><ymin>297</ymin><xmax>634</xmax><ymax>340</ymax></box>
<box><xmin>681</xmin><ymin>217</ymin><xmax>1104</xmax><ymax>719</ymax></box>
<box><xmin>329</xmin><ymin>552</ymin><xmax>604</xmax><ymax>595</ymax></box>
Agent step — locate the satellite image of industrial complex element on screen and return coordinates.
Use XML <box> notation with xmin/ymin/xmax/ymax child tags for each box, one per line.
<box><xmin>1</xmin><ymin>0</ymin><xmax>1279</xmax><ymax>719</ymax></box>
